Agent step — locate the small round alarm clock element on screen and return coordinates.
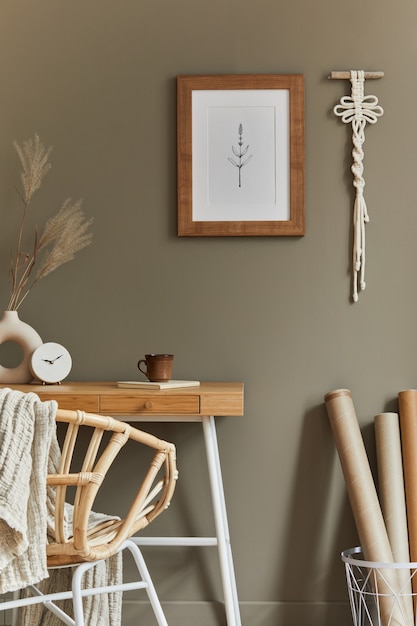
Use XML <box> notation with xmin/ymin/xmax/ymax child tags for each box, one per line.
<box><xmin>30</xmin><ymin>342</ymin><xmax>72</xmax><ymax>384</ymax></box>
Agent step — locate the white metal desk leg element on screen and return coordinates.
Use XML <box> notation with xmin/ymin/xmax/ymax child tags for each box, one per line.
<box><xmin>202</xmin><ymin>415</ymin><xmax>242</xmax><ymax>626</ymax></box>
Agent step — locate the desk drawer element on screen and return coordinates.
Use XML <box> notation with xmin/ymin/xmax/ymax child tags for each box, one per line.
<box><xmin>100</xmin><ymin>394</ymin><xmax>200</xmax><ymax>415</ymax></box>
<box><xmin>37</xmin><ymin>393</ymin><xmax>100</xmax><ymax>412</ymax></box>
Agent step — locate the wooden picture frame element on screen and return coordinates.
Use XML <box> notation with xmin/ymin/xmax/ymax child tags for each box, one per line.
<box><xmin>177</xmin><ymin>74</ymin><xmax>305</xmax><ymax>237</ymax></box>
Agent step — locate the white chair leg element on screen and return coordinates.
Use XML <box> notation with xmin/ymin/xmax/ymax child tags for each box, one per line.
<box><xmin>70</xmin><ymin>541</ymin><xmax>167</xmax><ymax>626</ymax></box>
<box><xmin>4</xmin><ymin>542</ymin><xmax>167</xmax><ymax>626</ymax></box>
<box><xmin>71</xmin><ymin>562</ymin><xmax>92</xmax><ymax>626</ymax></box>
<box><xmin>123</xmin><ymin>540</ymin><xmax>168</xmax><ymax>626</ymax></box>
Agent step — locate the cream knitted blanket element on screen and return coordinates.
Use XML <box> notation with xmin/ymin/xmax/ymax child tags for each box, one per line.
<box><xmin>0</xmin><ymin>388</ymin><xmax>56</xmax><ymax>593</ymax></box>
<box><xmin>0</xmin><ymin>388</ymin><xmax>122</xmax><ymax>625</ymax></box>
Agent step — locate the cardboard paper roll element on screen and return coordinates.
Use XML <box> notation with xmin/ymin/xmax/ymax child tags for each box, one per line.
<box><xmin>375</xmin><ymin>412</ymin><xmax>413</xmax><ymax>623</ymax></box>
<box><xmin>398</xmin><ymin>390</ymin><xmax>417</xmax><ymax>566</ymax></box>
<box><xmin>325</xmin><ymin>390</ymin><xmax>394</xmax><ymax>562</ymax></box>
<box><xmin>325</xmin><ymin>389</ymin><xmax>404</xmax><ymax>626</ymax></box>
<box><xmin>375</xmin><ymin>413</ymin><xmax>411</xmax><ymax>562</ymax></box>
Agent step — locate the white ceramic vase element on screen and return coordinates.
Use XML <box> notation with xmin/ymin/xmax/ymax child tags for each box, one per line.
<box><xmin>0</xmin><ymin>310</ymin><xmax>43</xmax><ymax>383</ymax></box>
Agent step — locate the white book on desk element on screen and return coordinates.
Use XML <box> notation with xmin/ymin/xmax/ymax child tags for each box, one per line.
<box><xmin>117</xmin><ymin>380</ymin><xmax>200</xmax><ymax>390</ymax></box>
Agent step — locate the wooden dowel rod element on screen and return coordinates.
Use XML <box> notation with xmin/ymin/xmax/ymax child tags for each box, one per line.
<box><xmin>329</xmin><ymin>71</ymin><xmax>384</xmax><ymax>80</ymax></box>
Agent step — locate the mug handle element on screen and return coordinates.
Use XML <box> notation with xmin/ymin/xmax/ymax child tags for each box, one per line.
<box><xmin>137</xmin><ymin>359</ymin><xmax>149</xmax><ymax>379</ymax></box>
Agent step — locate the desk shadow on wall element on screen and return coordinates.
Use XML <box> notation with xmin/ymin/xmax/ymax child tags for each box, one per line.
<box><xmin>277</xmin><ymin>402</ymin><xmax>359</xmax><ymax>626</ymax></box>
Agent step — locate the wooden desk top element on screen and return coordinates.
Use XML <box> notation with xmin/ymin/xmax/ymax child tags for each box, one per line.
<box><xmin>3</xmin><ymin>381</ymin><xmax>244</xmax><ymax>421</ymax></box>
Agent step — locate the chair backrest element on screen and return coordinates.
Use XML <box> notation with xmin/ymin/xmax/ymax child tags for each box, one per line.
<box><xmin>46</xmin><ymin>409</ymin><xmax>177</xmax><ymax>567</ymax></box>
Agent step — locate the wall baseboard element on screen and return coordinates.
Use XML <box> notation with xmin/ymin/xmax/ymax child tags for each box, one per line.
<box><xmin>122</xmin><ymin>600</ymin><xmax>353</xmax><ymax>625</ymax></box>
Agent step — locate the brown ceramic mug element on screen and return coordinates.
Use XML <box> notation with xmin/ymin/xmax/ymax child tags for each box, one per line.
<box><xmin>137</xmin><ymin>354</ymin><xmax>174</xmax><ymax>382</ymax></box>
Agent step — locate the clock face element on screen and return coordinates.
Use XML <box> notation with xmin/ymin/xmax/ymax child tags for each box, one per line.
<box><xmin>30</xmin><ymin>342</ymin><xmax>72</xmax><ymax>384</ymax></box>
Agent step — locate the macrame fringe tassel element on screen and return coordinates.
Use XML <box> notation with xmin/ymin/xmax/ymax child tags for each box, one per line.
<box><xmin>352</xmin><ymin>193</ymin><xmax>369</xmax><ymax>302</ymax></box>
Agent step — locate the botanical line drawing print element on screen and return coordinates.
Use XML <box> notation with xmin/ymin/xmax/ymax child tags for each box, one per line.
<box><xmin>227</xmin><ymin>123</ymin><xmax>253</xmax><ymax>188</ymax></box>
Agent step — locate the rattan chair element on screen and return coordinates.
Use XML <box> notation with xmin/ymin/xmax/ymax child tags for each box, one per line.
<box><xmin>0</xmin><ymin>407</ymin><xmax>178</xmax><ymax>626</ymax></box>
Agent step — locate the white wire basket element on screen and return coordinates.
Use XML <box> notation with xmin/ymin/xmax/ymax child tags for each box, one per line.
<box><xmin>342</xmin><ymin>547</ymin><xmax>417</xmax><ymax>626</ymax></box>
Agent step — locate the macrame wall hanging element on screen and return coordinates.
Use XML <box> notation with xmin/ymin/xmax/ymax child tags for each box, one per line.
<box><xmin>330</xmin><ymin>70</ymin><xmax>384</xmax><ymax>302</ymax></box>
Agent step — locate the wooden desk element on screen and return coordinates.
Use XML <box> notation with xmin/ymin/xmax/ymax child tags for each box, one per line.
<box><xmin>7</xmin><ymin>381</ymin><xmax>244</xmax><ymax>626</ymax></box>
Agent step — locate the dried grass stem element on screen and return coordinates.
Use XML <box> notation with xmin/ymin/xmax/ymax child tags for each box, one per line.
<box><xmin>6</xmin><ymin>134</ymin><xmax>93</xmax><ymax>310</ymax></box>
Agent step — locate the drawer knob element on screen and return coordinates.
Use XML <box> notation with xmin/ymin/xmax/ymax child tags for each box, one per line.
<box><xmin>144</xmin><ymin>400</ymin><xmax>153</xmax><ymax>409</ymax></box>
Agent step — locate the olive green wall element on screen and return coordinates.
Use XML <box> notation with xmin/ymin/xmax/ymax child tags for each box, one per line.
<box><xmin>1</xmin><ymin>1</ymin><xmax>417</xmax><ymax>624</ymax></box>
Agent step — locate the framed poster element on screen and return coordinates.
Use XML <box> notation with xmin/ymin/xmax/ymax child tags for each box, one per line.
<box><xmin>177</xmin><ymin>74</ymin><xmax>305</xmax><ymax>236</ymax></box>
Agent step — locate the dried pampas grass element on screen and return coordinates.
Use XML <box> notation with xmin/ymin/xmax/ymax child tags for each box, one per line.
<box><xmin>6</xmin><ymin>134</ymin><xmax>93</xmax><ymax>311</ymax></box>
